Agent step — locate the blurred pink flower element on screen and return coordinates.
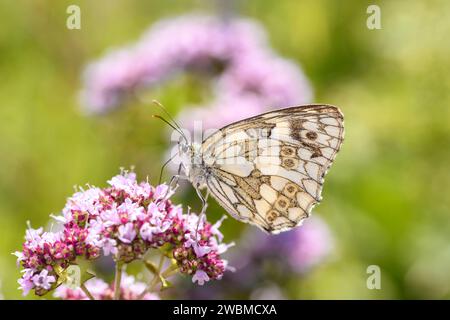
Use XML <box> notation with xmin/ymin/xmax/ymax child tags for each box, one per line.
<box><xmin>80</xmin><ymin>14</ymin><xmax>312</xmax><ymax>124</ymax></box>
<box><xmin>285</xmin><ymin>217</ymin><xmax>333</xmax><ymax>270</ymax></box>
<box><xmin>176</xmin><ymin>95</ymin><xmax>263</xmax><ymax>132</ymax></box>
<box><xmin>240</xmin><ymin>216</ymin><xmax>333</xmax><ymax>273</ymax></box>
<box><xmin>54</xmin><ymin>274</ymin><xmax>160</xmax><ymax>300</ymax></box>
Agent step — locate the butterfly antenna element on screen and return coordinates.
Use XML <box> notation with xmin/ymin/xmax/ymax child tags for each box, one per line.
<box><xmin>152</xmin><ymin>114</ymin><xmax>188</xmax><ymax>141</ymax></box>
<box><xmin>152</xmin><ymin>100</ymin><xmax>184</xmax><ymax>133</ymax></box>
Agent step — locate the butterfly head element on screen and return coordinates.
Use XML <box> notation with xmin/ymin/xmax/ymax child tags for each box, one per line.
<box><xmin>177</xmin><ymin>137</ymin><xmax>207</xmax><ymax>188</ymax></box>
<box><xmin>152</xmin><ymin>105</ymin><xmax>207</xmax><ymax>188</ymax></box>
<box><xmin>178</xmin><ymin>135</ymin><xmax>191</xmax><ymax>155</ymax></box>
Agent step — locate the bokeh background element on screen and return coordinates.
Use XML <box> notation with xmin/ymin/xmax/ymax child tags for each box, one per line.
<box><xmin>1</xmin><ymin>0</ymin><xmax>449</xmax><ymax>299</ymax></box>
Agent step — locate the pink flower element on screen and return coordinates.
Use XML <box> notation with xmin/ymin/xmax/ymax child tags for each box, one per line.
<box><xmin>153</xmin><ymin>184</ymin><xmax>170</xmax><ymax>200</ymax></box>
<box><xmin>13</xmin><ymin>251</ymin><xmax>25</xmax><ymax>267</ymax></box>
<box><xmin>192</xmin><ymin>270</ymin><xmax>210</xmax><ymax>285</ymax></box>
<box><xmin>147</xmin><ymin>202</ymin><xmax>164</xmax><ymax>222</ymax></box>
<box><xmin>139</xmin><ymin>223</ymin><xmax>155</xmax><ymax>242</ymax></box>
<box><xmin>192</xmin><ymin>243</ymin><xmax>212</xmax><ymax>258</ymax></box>
<box><xmin>100</xmin><ymin>207</ymin><xmax>120</xmax><ymax>226</ymax></box>
<box><xmin>32</xmin><ymin>269</ymin><xmax>56</xmax><ymax>290</ymax></box>
<box><xmin>25</xmin><ymin>225</ymin><xmax>43</xmax><ymax>242</ymax></box>
<box><xmin>18</xmin><ymin>277</ymin><xmax>34</xmax><ymax>296</ymax></box>
<box><xmin>211</xmin><ymin>216</ymin><xmax>227</xmax><ymax>242</ymax></box>
<box><xmin>108</xmin><ymin>171</ymin><xmax>137</xmax><ymax>192</ymax></box>
<box><xmin>16</xmin><ymin>170</ymin><xmax>233</xmax><ymax>297</ymax></box>
<box><xmin>18</xmin><ymin>269</ymin><xmax>35</xmax><ymax>296</ymax></box>
<box><xmin>117</xmin><ymin>198</ymin><xmax>144</xmax><ymax>222</ymax></box>
<box><xmin>101</xmin><ymin>238</ymin><xmax>118</xmax><ymax>256</ymax></box>
<box><xmin>216</xmin><ymin>242</ymin><xmax>235</xmax><ymax>255</ymax></box>
<box><xmin>118</xmin><ymin>223</ymin><xmax>137</xmax><ymax>244</ymax></box>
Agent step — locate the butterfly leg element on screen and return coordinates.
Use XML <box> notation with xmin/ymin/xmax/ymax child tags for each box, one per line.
<box><xmin>169</xmin><ymin>164</ymin><xmax>184</xmax><ymax>189</ymax></box>
<box><xmin>161</xmin><ymin>164</ymin><xmax>188</xmax><ymax>199</ymax></box>
<box><xmin>195</xmin><ymin>188</ymin><xmax>209</xmax><ymax>214</ymax></box>
<box><xmin>195</xmin><ymin>188</ymin><xmax>210</xmax><ymax>237</ymax></box>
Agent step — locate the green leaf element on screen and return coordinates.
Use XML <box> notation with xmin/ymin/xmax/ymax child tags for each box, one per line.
<box><xmin>81</xmin><ymin>269</ymin><xmax>96</xmax><ymax>284</ymax></box>
<box><xmin>144</xmin><ymin>260</ymin><xmax>158</xmax><ymax>274</ymax></box>
<box><xmin>159</xmin><ymin>276</ymin><xmax>172</xmax><ymax>290</ymax></box>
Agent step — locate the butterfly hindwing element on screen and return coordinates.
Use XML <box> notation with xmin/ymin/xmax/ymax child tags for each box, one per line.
<box><xmin>201</xmin><ymin>104</ymin><xmax>344</xmax><ymax>234</ymax></box>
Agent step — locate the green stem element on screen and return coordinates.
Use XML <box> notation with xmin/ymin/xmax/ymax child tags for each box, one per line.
<box><xmin>148</xmin><ymin>274</ymin><xmax>161</xmax><ymax>292</ymax></box>
<box><xmin>161</xmin><ymin>264</ymin><xmax>179</xmax><ymax>278</ymax></box>
<box><xmin>114</xmin><ymin>261</ymin><xmax>124</xmax><ymax>300</ymax></box>
<box><xmin>80</xmin><ymin>283</ymin><xmax>95</xmax><ymax>300</ymax></box>
<box><xmin>157</xmin><ymin>253</ymin><xmax>166</xmax><ymax>272</ymax></box>
<box><xmin>138</xmin><ymin>272</ymin><xmax>159</xmax><ymax>300</ymax></box>
<box><xmin>138</xmin><ymin>253</ymin><xmax>172</xmax><ymax>300</ymax></box>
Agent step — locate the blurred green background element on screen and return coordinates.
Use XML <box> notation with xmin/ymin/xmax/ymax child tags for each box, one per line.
<box><xmin>1</xmin><ymin>0</ymin><xmax>449</xmax><ymax>299</ymax></box>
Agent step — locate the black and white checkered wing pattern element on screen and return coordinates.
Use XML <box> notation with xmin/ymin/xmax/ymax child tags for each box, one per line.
<box><xmin>201</xmin><ymin>105</ymin><xmax>344</xmax><ymax>234</ymax></box>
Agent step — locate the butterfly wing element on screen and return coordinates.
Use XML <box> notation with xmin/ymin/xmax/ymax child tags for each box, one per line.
<box><xmin>201</xmin><ymin>104</ymin><xmax>344</xmax><ymax>234</ymax></box>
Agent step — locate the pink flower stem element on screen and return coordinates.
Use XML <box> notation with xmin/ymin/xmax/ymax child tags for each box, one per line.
<box><xmin>114</xmin><ymin>261</ymin><xmax>124</xmax><ymax>300</ymax></box>
<box><xmin>80</xmin><ymin>283</ymin><xmax>95</xmax><ymax>300</ymax></box>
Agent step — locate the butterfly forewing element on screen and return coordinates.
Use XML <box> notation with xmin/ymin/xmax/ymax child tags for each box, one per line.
<box><xmin>201</xmin><ymin>104</ymin><xmax>344</xmax><ymax>234</ymax></box>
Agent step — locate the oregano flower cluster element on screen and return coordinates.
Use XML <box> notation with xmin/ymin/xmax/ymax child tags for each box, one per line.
<box><xmin>14</xmin><ymin>171</ymin><xmax>233</xmax><ymax>297</ymax></box>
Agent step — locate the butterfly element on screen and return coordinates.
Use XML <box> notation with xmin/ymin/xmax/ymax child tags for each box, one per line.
<box><xmin>164</xmin><ymin>104</ymin><xmax>344</xmax><ymax>234</ymax></box>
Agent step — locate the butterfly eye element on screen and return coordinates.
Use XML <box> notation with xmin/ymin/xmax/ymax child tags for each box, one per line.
<box><xmin>178</xmin><ymin>140</ymin><xmax>190</xmax><ymax>154</ymax></box>
<box><xmin>194</xmin><ymin>175</ymin><xmax>205</xmax><ymax>188</ymax></box>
